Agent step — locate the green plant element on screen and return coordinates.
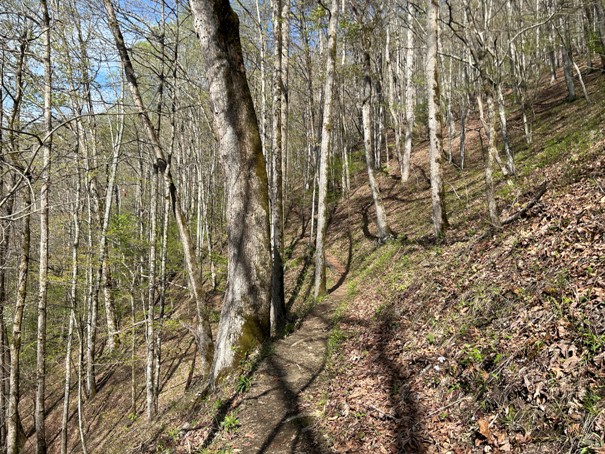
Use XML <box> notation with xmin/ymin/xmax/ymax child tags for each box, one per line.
<box><xmin>460</xmin><ymin>344</ymin><xmax>483</xmax><ymax>367</ymax></box>
<box><xmin>220</xmin><ymin>412</ymin><xmax>239</xmax><ymax>433</ymax></box>
<box><xmin>212</xmin><ymin>398</ymin><xmax>222</xmax><ymax>411</ymax></box>
<box><xmin>166</xmin><ymin>427</ymin><xmax>180</xmax><ymax>442</ymax></box>
<box><xmin>582</xmin><ymin>388</ymin><xmax>602</xmax><ymax>415</ymax></box>
<box><xmin>327</xmin><ymin>325</ymin><xmax>345</xmax><ymax>357</ymax></box>
<box><xmin>236</xmin><ymin>374</ymin><xmax>252</xmax><ymax>394</ymax></box>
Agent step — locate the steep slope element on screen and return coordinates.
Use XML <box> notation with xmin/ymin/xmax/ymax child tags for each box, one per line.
<box><xmin>40</xmin><ymin>68</ymin><xmax>604</xmax><ymax>454</ymax></box>
<box><xmin>312</xmin><ymin>72</ymin><xmax>605</xmax><ymax>453</ymax></box>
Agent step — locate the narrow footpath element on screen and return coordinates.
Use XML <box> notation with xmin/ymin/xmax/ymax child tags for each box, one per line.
<box><xmin>225</xmin><ymin>255</ymin><xmax>347</xmax><ymax>453</ymax></box>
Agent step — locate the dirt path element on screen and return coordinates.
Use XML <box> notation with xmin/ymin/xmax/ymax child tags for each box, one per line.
<box><xmin>226</xmin><ymin>254</ymin><xmax>347</xmax><ymax>453</ymax></box>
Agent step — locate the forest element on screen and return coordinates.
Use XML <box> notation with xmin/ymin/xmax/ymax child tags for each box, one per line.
<box><xmin>0</xmin><ymin>0</ymin><xmax>604</xmax><ymax>452</ymax></box>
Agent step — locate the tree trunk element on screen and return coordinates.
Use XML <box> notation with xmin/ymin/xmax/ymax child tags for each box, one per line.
<box><xmin>360</xmin><ymin>43</ymin><xmax>392</xmax><ymax>241</ymax></box>
<box><xmin>477</xmin><ymin>92</ymin><xmax>502</xmax><ymax>228</ymax></box>
<box><xmin>496</xmin><ymin>84</ymin><xmax>515</xmax><ymax>175</ymax></box>
<box><xmin>385</xmin><ymin>27</ymin><xmax>402</xmax><ymax>174</ymax></box>
<box><xmin>61</xmin><ymin>169</ymin><xmax>81</xmax><ymax>454</ymax></box>
<box><xmin>103</xmin><ymin>0</ymin><xmax>214</xmax><ymax>376</ymax></box>
<box><xmin>6</xmin><ymin>189</ymin><xmax>30</xmax><ymax>454</ymax></box>
<box><xmin>270</xmin><ymin>0</ymin><xmax>286</xmax><ymax>333</ymax></box>
<box><xmin>313</xmin><ymin>0</ymin><xmax>339</xmax><ymax>299</ymax></box>
<box><xmin>426</xmin><ymin>0</ymin><xmax>448</xmax><ymax>238</ymax></box>
<box><xmin>562</xmin><ymin>40</ymin><xmax>576</xmax><ymax>101</ymax></box>
<box><xmin>594</xmin><ymin>0</ymin><xmax>605</xmax><ymax>69</ymax></box>
<box><xmin>146</xmin><ymin>166</ymin><xmax>158</xmax><ymax>420</ymax></box>
<box><xmin>36</xmin><ymin>2</ymin><xmax>52</xmax><ymax>450</ymax></box>
<box><xmin>402</xmin><ymin>4</ymin><xmax>415</xmax><ymax>182</ymax></box>
<box><xmin>189</xmin><ymin>0</ymin><xmax>272</xmax><ymax>382</ymax></box>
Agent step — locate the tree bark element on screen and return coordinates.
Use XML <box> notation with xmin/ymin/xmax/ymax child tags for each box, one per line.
<box><xmin>426</xmin><ymin>0</ymin><xmax>448</xmax><ymax>238</ymax></box>
<box><xmin>61</xmin><ymin>168</ymin><xmax>81</xmax><ymax>454</ymax></box>
<box><xmin>313</xmin><ymin>0</ymin><xmax>339</xmax><ymax>299</ymax></box>
<box><xmin>360</xmin><ymin>41</ymin><xmax>392</xmax><ymax>242</ymax></box>
<box><xmin>189</xmin><ymin>0</ymin><xmax>272</xmax><ymax>382</ymax></box>
<box><xmin>36</xmin><ymin>1</ymin><xmax>52</xmax><ymax>450</ymax></box>
<box><xmin>402</xmin><ymin>4</ymin><xmax>415</xmax><ymax>183</ymax></box>
<box><xmin>270</xmin><ymin>0</ymin><xmax>286</xmax><ymax>333</ymax></box>
<box><xmin>102</xmin><ymin>0</ymin><xmax>214</xmax><ymax>376</ymax></box>
<box><xmin>477</xmin><ymin>92</ymin><xmax>502</xmax><ymax>228</ymax></box>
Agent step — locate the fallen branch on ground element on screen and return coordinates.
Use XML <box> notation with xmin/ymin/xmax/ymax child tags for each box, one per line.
<box><xmin>502</xmin><ymin>180</ymin><xmax>548</xmax><ymax>225</ymax></box>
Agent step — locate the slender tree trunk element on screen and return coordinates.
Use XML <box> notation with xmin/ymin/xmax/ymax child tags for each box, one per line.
<box><xmin>281</xmin><ymin>0</ymin><xmax>290</xmax><ymax>217</ymax></box>
<box><xmin>426</xmin><ymin>0</ymin><xmax>448</xmax><ymax>238</ymax></box>
<box><xmin>0</xmin><ymin>49</ymin><xmax>5</xmax><ymax>454</ymax></box>
<box><xmin>496</xmin><ymin>84</ymin><xmax>515</xmax><ymax>175</ymax></box>
<box><xmin>572</xmin><ymin>60</ymin><xmax>591</xmax><ymax>102</ymax></box>
<box><xmin>313</xmin><ymin>0</ymin><xmax>339</xmax><ymax>299</ymax></box>
<box><xmin>594</xmin><ymin>0</ymin><xmax>605</xmax><ymax>69</ymax></box>
<box><xmin>103</xmin><ymin>0</ymin><xmax>214</xmax><ymax>376</ymax></box>
<box><xmin>402</xmin><ymin>5</ymin><xmax>415</xmax><ymax>182</ymax></box>
<box><xmin>61</xmin><ymin>170</ymin><xmax>81</xmax><ymax>454</ymax></box>
<box><xmin>477</xmin><ymin>92</ymin><xmax>502</xmax><ymax>228</ymax></box>
<box><xmin>190</xmin><ymin>0</ymin><xmax>272</xmax><ymax>382</ymax></box>
<box><xmin>360</xmin><ymin>43</ymin><xmax>392</xmax><ymax>242</ymax></box>
<box><xmin>385</xmin><ymin>27</ymin><xmax>402</xmax><ymax>174</ymax></box>
<box><xmin>146</xmin><ymin>166</ymin><xmax>158</xmax><ymax>420</ymax></box>
<box><xmin>36</xmin><ymin>2</ymin><xmax>52</xmax><ymax>450</ymax></box>
<box><xmin>98</xmin><ymin>100</ymin><xmax>124</xmax><ymax>353</ymax></box>
<box><xmin>270</xmin><ymin>0</ymin><xmax>286</xmax><ymax>333</ymax></box>
<box><xmin>459</xmin><ymin>95</ymin><xmax>467</xmax><ymax>169</ymax></box>
<box><xmin>6</xmin><ymin>190</ymin><xmax>30</xmax><ymax>454</ymax></box>
<box><xmin>76</xmin><ymin>322</ymin><xmax>88</xmax><ymax>454</ymax></box>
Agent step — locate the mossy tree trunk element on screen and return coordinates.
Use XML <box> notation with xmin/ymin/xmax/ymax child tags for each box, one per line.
<box><xmin>189</xmin><ymin>0</ymin><xmax>272</xmax><ymax>383</ymax></box>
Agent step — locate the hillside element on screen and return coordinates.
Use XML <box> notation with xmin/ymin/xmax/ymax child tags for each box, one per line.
<box><xmin>303</xmin><ymin>72</ymin><xmax>605</xmax><ymax>452</ymax></box>
<box><xmin>43</xmin><ymin>67</ymin><xmax>604</xmax><ymax>454</ymax></box>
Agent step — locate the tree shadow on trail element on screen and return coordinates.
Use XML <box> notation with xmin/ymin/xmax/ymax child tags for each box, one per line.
<box><xmin>196</xmin><ymin>309</ymin><xmax>332</xmax><ymax>453</ymax></box>
<box><xmin>252</xmin><ymin>344</ymin><xmax>329</xmax><ymax>453</ymax></box>
<box><xmin>328</xmin><ymin>229</ymin><xmax>352</xmax><ymax>294</ymax></box>
<box><xmin>336</xmin><ymin>306</ymin><xmax>428</xmax><ymax>452</ymax></box>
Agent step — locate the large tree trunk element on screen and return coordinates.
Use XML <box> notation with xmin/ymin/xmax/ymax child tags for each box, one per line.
<box><xmin>189</xmin><ymin>0</ymin><xmax>272</xmax><ymax>383</ymax></box>
<box><xmin>313</xmin><ymin>0</ymin><xmax>339</xmax><ymax>299</ymax></box>
<box><xmin>426</xmin><ymin>0</ymin><xmax>448</xmax><ymax>238</ymax></box>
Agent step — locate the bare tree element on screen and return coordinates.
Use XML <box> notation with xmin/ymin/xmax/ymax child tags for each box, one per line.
<box><xmin>426</xmin><ymin>0</ymin><xmax>448</xmax><ymax>238</ymax></box>
<box><xmin>189</xmin><ymin>0</ymin><xmax>272</xmax><ymax>382</ymax></box>
<box><xmin>314</xmin><ymin>0</ymin><xmax>339</xmax><ymax>299</ymax></box>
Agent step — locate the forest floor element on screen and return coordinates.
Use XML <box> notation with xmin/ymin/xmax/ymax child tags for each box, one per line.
<box><xmin>38</xmin><ymin>68</ymin><xmax>605</xmax><ymax>453</ymax></box>
<box><xmin>196</xmin><ymin>67</ymin><xmax>605</xmax><ymax>454</ymax></box>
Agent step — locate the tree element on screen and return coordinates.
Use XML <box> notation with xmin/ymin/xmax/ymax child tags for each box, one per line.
<box><xmin>426</xmin><ymin>0</ymin><xmax>448</xmax><ymax>238</ymax></box>
<box><xmin>314</xmin><ymin>0</ymin><xmax>339</xmax><ymax>299</ymax></box>
<box><xmin>270</xmin><ymin>0</ymin><xmax>286</xmax><ymax>333</ymax></box>
<box><xmin>189</xmin><ymin>0</ymin><xmax>272</xmax><ymax>382</ymax></box>
<box><xmin>102</xmin><ymin>0</ymin><xmax>215</xmax><ymax>379</ymax></box>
